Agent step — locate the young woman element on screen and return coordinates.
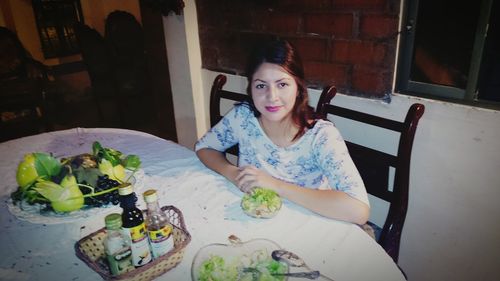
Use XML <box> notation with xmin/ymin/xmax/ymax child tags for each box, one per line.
<box><xmin>195</xmin><ymin>39</ymin><xmax>369</xmax><ymax>225</ymax></box>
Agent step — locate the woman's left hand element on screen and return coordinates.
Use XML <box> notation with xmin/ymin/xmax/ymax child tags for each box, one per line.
<box><xmin>235</xmin><ymin>165</ymin><xmax>278</xmax><ymax>193</ymax></box>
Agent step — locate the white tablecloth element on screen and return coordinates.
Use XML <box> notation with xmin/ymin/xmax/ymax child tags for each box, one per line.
<box><xmin>0</xmin><ymin>128</ymin><xmax>405</xmax><ymax>281</ymax></box>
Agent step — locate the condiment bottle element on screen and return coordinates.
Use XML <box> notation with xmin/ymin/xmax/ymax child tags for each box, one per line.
<box><xmin>103</xmin><ymin>213</ymin><xmax>134</xmax><ymax>276</ymax></box>
<box><xmin>143</xmin><ymin>189</ymin><xmax>174</xmax><ymax>258</ymax></box>
<box><xmin>118</xmin><ymin>184</ymin><xmax>152</xmax><ymax>267</ymax></box>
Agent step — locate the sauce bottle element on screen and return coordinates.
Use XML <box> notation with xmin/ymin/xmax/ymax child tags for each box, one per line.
<box><xmin>118</xmin><ymin>184</ymin><xmax>152</xmax><ymax>267</ymax></box>
<box><xmin>103</xmin><ymin>213</ymin><xmax>134</xmax><ymax>276</ymax></box>
<box><xmin>143</xmin><ymin>189</ymin><xmax>174</xmax><ymax>258</ymax></box>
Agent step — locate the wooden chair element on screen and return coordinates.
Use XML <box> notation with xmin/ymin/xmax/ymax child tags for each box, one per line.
<box><xmin>73</xmin><ymin>22</ymin><xmax>117</xmax><ymax>125</ymax></box>
<box><xmin>0</xmin><ymin>27</ymin><xmax>50</xmax><ymax>141</ymax></box>
<box><xmin>209</xmin><ymin>74</ymin><xmax>249</xmax><ymax>156</ymax></box>
<box><xmin>316</xmin><ymin>88</ymin><xmax>425</xmax><ymax>263</ymax></box>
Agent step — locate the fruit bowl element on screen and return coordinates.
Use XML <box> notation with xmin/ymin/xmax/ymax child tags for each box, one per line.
<box><xmin>7</xmin><ymin>169</ymin><xmax>145</xmax><ymax>224</ymax></box>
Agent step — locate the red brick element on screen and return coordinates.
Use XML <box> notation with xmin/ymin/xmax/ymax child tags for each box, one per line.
<box><xmin>360</xmin><ymin>14</ymin><xmax>399</xmax><ymax>39</ymax></box>
<box><xmin>351</xmin><ymin>66</ymin><xmax>392</xmax><ymax>96</ymax></box>
<box><xmin>288</xmin><ymin>38</ymin><xmax>328</xmax><ymax>61</ymax></box>
<box><xmin>333</xmin><ymin>0</ymin><xmax>387</xmax><ymax>10</ymax></box>
<box><xmin>304</xmin><ymin>13</ymin><xmax>353</xmax><ymax>38</ymax></box>
<box><xmin>263</xmin><ymin>12</ymin><xmax>301</xmax><ymax>33</ymax></box>
<box><xmin>274</xmin><ymin>0</ymin><xmax>333</xmax><ymax>10</ymax></box>
<box><xmin>304</xmin><ymin>61</ymin><xmax>348</xmax><ymax>88</ymax></box>
<box><xmin>331</xmin><ymin>40</ymin><xmax>387</xmax><ymax>66</ymax></box>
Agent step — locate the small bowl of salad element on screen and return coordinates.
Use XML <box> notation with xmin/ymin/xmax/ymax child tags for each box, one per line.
<box><xmin>241</xmin><ymin>188</ymin><xmax>282</xmax><ymax>219</ymax></box>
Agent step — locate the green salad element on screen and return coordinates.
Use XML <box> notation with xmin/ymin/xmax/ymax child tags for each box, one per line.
<box><xmin>198</xmin><ymin>252</ymin><xmax>287</xmax><ymax>281</ymax></box>
<box><xmin>241</xmin><ymin>188</ymin><xmax>282</xmax><ymax>218</ymax></box>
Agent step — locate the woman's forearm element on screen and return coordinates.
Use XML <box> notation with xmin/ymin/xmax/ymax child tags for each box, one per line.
<box><xmin>275</xmin><ymin>180</ymin><xmax>370</xmax><ymax>225</ymax></box>
<box><xmin>196</xmin><ymin>148</ymin><xmax>240</xmax><ymax>186</ymax></box>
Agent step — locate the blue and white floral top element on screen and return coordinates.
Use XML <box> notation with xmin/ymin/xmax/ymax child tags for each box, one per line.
<box><xmin>195</xmin><ymin>103</ymin><xmax>369</xmax><ymax>205</ymax></box>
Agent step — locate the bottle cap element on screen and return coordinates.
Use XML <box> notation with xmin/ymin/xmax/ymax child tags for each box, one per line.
<box><xmin>118</xmin><ymin>183</ymin><xmax>133</xmax><ymax>195</ymax></box>
<box><xmin>143</xmin><ymin>189</ymin><xmax>158</xmax><ymax>203</ymax></box>
<box><xmin>105</xmin><ymin>213</ymin><xmax>122</xmax><ymax>230</ymax></box>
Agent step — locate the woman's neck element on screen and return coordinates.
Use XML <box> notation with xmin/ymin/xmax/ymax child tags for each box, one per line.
<box><xmin>258</xmin><ymin>117</ymin><xmax>299</xmax><ymax>147</ymax></box>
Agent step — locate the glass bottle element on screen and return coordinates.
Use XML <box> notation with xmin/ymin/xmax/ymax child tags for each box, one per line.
<box><xmin>143</xmin><ymin>189</ymin><xmax>174</xmax><ymax>258</ymax></box>
<box><xmin>118</xmin><ymin>184</ymin><xmax>152</xmax><ymax>267</ymax></box>
<box><xmin>103</xmin><ymin>213</ymin><xmax>134</xmax><ymax>276</ymax></box>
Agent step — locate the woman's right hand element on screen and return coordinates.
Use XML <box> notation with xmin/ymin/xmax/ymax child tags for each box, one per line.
<box><xmin>235</xmin><ymin>165</ymin><xmax>279</xmax><ymax>193</ymax></box>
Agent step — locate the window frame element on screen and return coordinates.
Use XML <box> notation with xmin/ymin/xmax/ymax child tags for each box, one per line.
<box><xmin>32</xmin><ymin>0</ymin><xmax>84</xmax><ymax>59</ymax></box>
<box><xmin>396</xmin><ymin>0</ymin><xmax>494</xmax><ymax>105</ymax></box>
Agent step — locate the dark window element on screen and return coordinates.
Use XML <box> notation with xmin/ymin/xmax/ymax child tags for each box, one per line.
<box><xmin>32</xmin><ymin>0</ymin><xmax>84</xmax><ymax>59</ymax></box>
<box><xmin>396</xmin><ymin>0</ymin><xmax>499</xmax><ymax>106</ymax></box>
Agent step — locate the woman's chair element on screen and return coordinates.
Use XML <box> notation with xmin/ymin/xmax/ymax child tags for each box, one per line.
<box><xmin>209</xmin><ymin>74</ymin><xmax>249</xmax><ymax>156</ymax></box>
<box><xmin>316</xmin><ymin>89</ymin><xmax>425</xmax><ymax>263</ymax></box>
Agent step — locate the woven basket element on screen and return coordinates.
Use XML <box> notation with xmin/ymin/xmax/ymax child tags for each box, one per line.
<box><xmin>75</xmin><ymin>205</ymin><xmax>191</xmax><ymax>281</ymax></box>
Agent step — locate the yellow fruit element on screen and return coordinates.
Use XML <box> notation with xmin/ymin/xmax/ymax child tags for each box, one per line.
<box><xmin>99</xmin><ymin>159</ymin><xmax>126</xmax><ymax>182</ymax></box>
<box><xmin>16</xmin><ymin>154</ymin><xmax>38</xmax><ymax>190</ymax></box>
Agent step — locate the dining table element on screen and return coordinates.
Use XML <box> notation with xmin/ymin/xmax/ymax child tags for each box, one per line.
<box><xmin>0</xmin><ymin>128</ymin><xmax>406</xmax><ymax>281</ymax></box>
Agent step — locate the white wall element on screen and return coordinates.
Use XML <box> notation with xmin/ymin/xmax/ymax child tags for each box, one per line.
<box><xmin>163</xmin><ymin>2</ymin><xmax>500</xmax><ymax>280</ymax></box>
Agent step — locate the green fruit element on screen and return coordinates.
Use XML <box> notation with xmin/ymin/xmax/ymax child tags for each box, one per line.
<box><xmin>99</xmin><ymin>159</ymin><xmax>126</xmax><ymax>182</ymax></box>
<box><xmin>51</xmin><ymin>190</ymin><xmax>84</xmax><ymax>212</ymax></box>
<box><xmin>16</xmin><ymin>154</ymin><xmax>38</xmax><ymax>190</ymax></box>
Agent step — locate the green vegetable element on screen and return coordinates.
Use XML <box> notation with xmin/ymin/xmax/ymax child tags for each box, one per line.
<box><xmin>198</xmin><ymin>255</ymin><xmax>239</xmax><ymax>281</ymax></box>
<box><xmin>92</xmin><ymin>141</ymin><xmax>141</xmax><ymax>182</ymax></box>
<box><xmin>16</xmin><ymin>153</ymin><xmax>61</xmax><ymax>190</ymax></box>
<box><xmin>241</xmin><ymin>188</ymin><xmax>282</xmax><ymax>217</ymax></box>
<box><xmin>92</xmin><ymin>141</ymin><xmax>141</xmax><ymax>170</ymax></box>
<box><xmin>33</xmin><ymin>174</ymin><xmax>84</xmax><ymax>212</ymax></box>
<box><xmin>198</xmin><ymin>253</ymin><xmax>287</xmax><ymax>281</ymax></box>
<box><xmin>123</xmin><ymin>155</ymin><xmax>141</xmax><ymax>170</ymax></box>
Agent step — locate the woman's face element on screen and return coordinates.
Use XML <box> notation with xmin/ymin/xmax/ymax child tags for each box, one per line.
<box><xmin>250</xmin><ymin>62</ymin><xmax>298</xmax><ymax>124</ymax></box>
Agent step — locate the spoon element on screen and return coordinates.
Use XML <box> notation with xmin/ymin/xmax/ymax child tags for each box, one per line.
<box><xmin>272</xmin><ymin>250</ymin><xmax>335</xmax><ymax>281</ymax></box>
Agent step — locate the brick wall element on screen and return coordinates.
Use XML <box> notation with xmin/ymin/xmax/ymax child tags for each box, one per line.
<box><xmin>195</xmin><ymin>0</ymin><xmax>400</xmax><ymax>98</ymax></box>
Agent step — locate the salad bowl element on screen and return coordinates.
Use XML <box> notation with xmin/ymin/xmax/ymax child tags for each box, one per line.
<box><xmin>191</xmin><ymin>235</ymin><xmax>288</xmax><ymax>281</ymax></box>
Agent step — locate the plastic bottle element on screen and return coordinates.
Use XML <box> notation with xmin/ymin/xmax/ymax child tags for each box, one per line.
<box><xmin>143</xmin><ymin>189</ymin><xmax>174</xmax><ymax>258</ymax></box>
<box><xmin>103</xmin><ymin>213</ymin><xmax>134</xmax><ymax>276</ymax></box>
<box><xmin>118</xmin><ymin>184</ymin><xmax>152</xmax><ymax>267</ymax></box>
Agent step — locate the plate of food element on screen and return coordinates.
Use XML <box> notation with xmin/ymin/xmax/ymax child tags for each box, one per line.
<box><xmin>241</xmin><ymin>188</ymin><xmax>282</xmax><ymax>218</ymax></box>
<box><xmin>7</xmin><ymin>141</ymin><xmax>143</xmax><ymax>224</ymax></box>
<box><xmin>191</xmin><ymin>235</ymin><xmax>288</xmax><ymax>281</ymax></box>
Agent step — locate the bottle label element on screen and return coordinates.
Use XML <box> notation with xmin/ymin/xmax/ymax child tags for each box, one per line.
<box><xmin>107</xmin><ymin>248</ymin><xmax>134</xmax><ymax>276</ymax></box>
<box><xmin>123</xmin><ymin>223</ymin><xmax>152</xmax><ymax>266</ymax></box>
<box><xmin>148</xmin><ymin>225</ymin><xmax>174</xmax><ymax>258</ymax></box>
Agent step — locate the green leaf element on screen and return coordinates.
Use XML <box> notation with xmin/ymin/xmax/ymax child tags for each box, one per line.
<box><xmin>33</xmin><ymin>179</ymin><xmax>84</xmax><ymax>212</ymax></box>
<box><xmin>33</xmin><ymin>152</ymin><xmax>62</xmax><ymax>178</ymax></box>
<box><xmin>92</xmin><ymin>141</ymin><xmax>103</xmax><ymax>156</ymax></box>
<box><xmin>33</xmin><ymin>181</ymin><xmax>64</xmax><ymax>202</ymax></box>
<box><xmin>122</xmin><ymin>155</ymin><xmax>141</xmax><ymax>170</ymax></box>
<box><xmin>74</xmin><ymin>166</ymin><xmax>102</xmax><ymax>187</ymax></box>
<box><xmin>92</xmin><ymin>141</ymin><xmax>121</xmax><ymax>166</ymax></box>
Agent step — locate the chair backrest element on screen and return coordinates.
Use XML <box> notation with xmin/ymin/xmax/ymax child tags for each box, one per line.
<box><xmin>73</xmin><ymin>23</ymin><xmax>114</xmax><ymax>84</ymax></box>
<box><xmin>209</xmin><ymin>74</ymin><xmax>248</xmax><ymax>156</ymax></box>
<box><xmin>0</xmin><ymin>27</ymin><xmax>49</xmax><ymax>141</ymax></box>
<box><xmin>316</xmin><ymin>89</ymin><xmax>425</xmax><ymax>262</ymax></box>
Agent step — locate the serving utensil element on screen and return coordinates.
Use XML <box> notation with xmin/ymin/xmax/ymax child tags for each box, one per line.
<box><xmin>271</xmin><ymin>250</ymin><xmax>335</xmax><ymax>281</ymax></box>
<box><xmin>242</xmin><ymin>267</ymin><xmax>320</xmax><ymax>279</ymax></box>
